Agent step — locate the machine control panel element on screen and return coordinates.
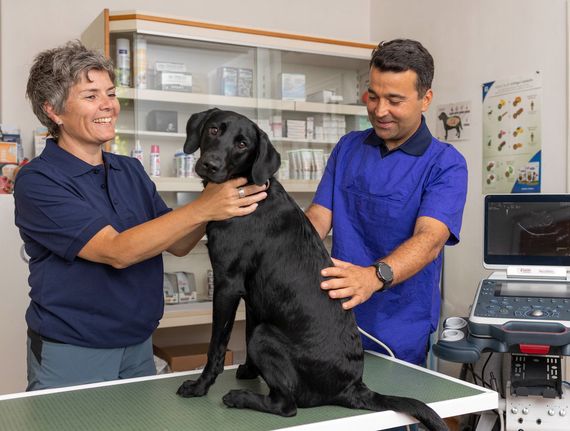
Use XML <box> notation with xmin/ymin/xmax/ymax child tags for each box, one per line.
<box><xmin>470</xmin><ymin>279</ymin><xmax>570</xmax><ymax>325</ymax></box>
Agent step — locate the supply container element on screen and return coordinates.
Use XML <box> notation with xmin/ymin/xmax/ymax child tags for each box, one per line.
<box><xmin>150</xmin><ymin>144</ymin><xmax>160</xmax><ymax>176</ymax></box>
<box><xmin>116</xmin><ymin>38</ymin><xmax>131</xmax><ymax>87</ymax></box>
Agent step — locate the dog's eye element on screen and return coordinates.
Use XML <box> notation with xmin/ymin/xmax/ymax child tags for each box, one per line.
<box><xmin>237</xmin><ymin>141</ymin><xmax>247</xmax><ymax>150</ymax></box>
<box><xmin>208</xmin><ymin>127</ymin><xmax>219</xmax><ymax>136</ymax></box>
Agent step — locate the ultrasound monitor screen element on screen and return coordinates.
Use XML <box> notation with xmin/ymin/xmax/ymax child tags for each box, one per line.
<box><xmin>484</xmin><ymin>194</ymin><xmax>570</xmax><ymax>266</ymax></box>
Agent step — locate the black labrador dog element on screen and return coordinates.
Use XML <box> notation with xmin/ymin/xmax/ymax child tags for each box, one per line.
<box><xmin>177</xmin><ymin>108</ymin><xmax>448</xmax><ymax>431</ymax></box>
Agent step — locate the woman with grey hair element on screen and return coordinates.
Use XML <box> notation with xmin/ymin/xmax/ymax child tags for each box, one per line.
<box><xmin>15</xmin><ymin>40</ymin><xmax>268</xmax><ymax>390</ymax></box>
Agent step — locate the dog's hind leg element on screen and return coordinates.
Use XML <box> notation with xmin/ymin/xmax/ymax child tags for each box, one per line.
<box><xmin>236</xmin><ymin>305</ymin><xmax>260</xmax><ymax>380</ymax></box>
<box><xmin>223</xmin><ymin>323</ymin><xmax>298</xmax><ymax>417</ymax></box>
<box><xmin>333</xmin><ymin>382</ymin><xmax>448</xmax><ymax>431</ymax></box>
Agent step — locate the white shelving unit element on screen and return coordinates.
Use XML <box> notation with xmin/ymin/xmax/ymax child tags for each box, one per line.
<box><xmin>117</xmin><ymin>87</ymin><xmax>367</xmax><ymax>116</ymax></box>
<box><xmin>82</xmin><ymin>10</ymin><xmax>373</xmax><ymax>331</ymax></box>
<box><xmin>160</xmin><ymin>301</ymin><xmax>245</xmax><ymax>328</ymax></box>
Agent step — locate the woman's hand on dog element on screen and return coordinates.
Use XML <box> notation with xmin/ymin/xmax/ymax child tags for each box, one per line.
<box><xmin>195</xmin><ymin>177</ymin><xmax>268</xmax><ymax>221</ymax></box>
<box><xmin>320</xmin><ymin>258</ymin><xmax>382</xmax><ymax>310</ymax></box>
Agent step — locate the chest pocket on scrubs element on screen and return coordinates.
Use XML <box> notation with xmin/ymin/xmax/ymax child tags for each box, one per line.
<box><xmin>342</xmin><ymin>171</ymin><xmax>419</xmax><ymax>253</ymax></box>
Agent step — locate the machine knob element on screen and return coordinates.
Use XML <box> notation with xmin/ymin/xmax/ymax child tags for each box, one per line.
<box><xmin>511</xmin><ymin>407</ymin><xmax>518</xmax><ymax>414</ymax></box>
<box><xmin>560</xmin><ymin>409</ymin><xmax>567</xmax><ymax>417</ymax></box>
<box><xmin>522</xmin><ymin>407</ymin><xmax>529</xmax><ymax>415</ymax></box>
<box><xmin>548</xmin><ymin>409</ymin><xmax>555</xmax><ymax>416</ymax></box>
<box><xmin>530</xmin><ymin>310</ymin><xmax>544</xmax><ymax>317</ymax></box>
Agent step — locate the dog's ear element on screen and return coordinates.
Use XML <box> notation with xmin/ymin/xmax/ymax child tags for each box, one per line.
<box><xmin>183</xmin><ymin>108</ymin><xmax>220</xmax><ymax>154</ymax></box>
<box><xmin>251</xmin><ymin>126</ymin><xmax>281</xmax><ymax>185</ymax></box>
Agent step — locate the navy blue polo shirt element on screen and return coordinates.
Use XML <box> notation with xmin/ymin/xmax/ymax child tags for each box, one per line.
<box><xmin>14</xmin><ymin>139</ymin><xmax>171</xmax><ymax>348</ymax></box>
<box><xmin>313</xmin><ymin>118</ymin><xmax>468</xmax><ymax>364</ymax></box>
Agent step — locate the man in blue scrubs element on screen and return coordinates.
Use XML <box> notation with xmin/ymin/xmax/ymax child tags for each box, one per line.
<box><xmin>306</xmin><ymin>39</ymin><xmax>468</xmax><ymax>367</ymax></box>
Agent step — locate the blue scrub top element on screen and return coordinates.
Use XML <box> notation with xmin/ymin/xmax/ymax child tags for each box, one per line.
<box><xmin>313</xmin><ymin>118</ymin><xmax>468</xmax><ymax>364</ymax></box>
<box><xmin>14</xmin><ymin>139</ymin><xmax>171</xmax><ymax>348</ymax></box>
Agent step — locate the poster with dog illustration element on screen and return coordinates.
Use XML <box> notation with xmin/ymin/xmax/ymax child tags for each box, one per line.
<box><xmin>435</xmin><ymin>101</ymin><xmax>471</xmax><ymax>142</ymax></box>
<box><xmin>482</xmin><ymin>72</ymin><xmax>542</xmax><ymax>194</ymax></box>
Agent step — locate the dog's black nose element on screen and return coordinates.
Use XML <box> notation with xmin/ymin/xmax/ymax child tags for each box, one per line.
<box><xmin>201</xmin><ymin>158</ymin><xmax>221</xmax><ymax>173</ymax></box>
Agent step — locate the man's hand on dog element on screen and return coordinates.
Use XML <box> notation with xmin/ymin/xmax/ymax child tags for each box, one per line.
<box><xmin>195</xmin><ymin>177</ymin><xmax>268</xmax><ymax>221</ymax></box>
<box><xmin>320</xmin><ymin>258</ymin><xmax>383</xmax><ymax>310</ymax></box>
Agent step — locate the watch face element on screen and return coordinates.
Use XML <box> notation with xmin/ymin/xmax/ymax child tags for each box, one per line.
<box><xmin>375</xmin><ymin>262</ymin><xmax>393</xmax><ymax>285</ymax></box>
<box><xmin>376</xmin><ymin>262</ymin><xmax>394</xmax><ymax>283</ymax></box>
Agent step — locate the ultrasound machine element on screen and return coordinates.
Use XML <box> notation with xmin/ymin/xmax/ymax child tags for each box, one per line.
<box><xmin>434</xmin><ymin>194</ymin><xmax>570</xmax><ymax>430</ymax></box>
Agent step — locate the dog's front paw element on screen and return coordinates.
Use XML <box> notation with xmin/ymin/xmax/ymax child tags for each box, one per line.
<box><xmin>177</xmin><ymin>379</ymin><xmax>208</xmax><ymax>398</ymax></box>
<box><xmin>222</xmin><ymin>389</ymin><xmax>249</xmax><ymax>408</ymax></box>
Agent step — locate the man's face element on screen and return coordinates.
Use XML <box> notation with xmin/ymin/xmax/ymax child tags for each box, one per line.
<box><xmin>366</xmin><ymin>68</ymin><xmax>432</xmax><ymax>150</ymax></box>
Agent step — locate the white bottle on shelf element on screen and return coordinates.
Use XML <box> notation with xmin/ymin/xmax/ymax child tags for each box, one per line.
<box><xmin>131</xmin><ymin>139</ymin><xmax>144</xmax><ymax>164</ymax></box>
<box><xmin>149</xmin><ymin>144</ymin><xmax>160</xmax><ymax>176</ymax></box>
<box><xmin>116</xmin><ymin>38</ymin><xmax>131</xmax><ymax>87</ymax></box>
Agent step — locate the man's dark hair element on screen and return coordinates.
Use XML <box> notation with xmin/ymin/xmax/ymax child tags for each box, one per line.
<box><xmin>369</xmin><ymin>39</ymin><xmax>434</xmax><ymax>97</ymax></box>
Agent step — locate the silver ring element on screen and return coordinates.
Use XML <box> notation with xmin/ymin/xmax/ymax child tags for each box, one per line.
<box><xmin>237</xmin><ymin>187</ymin><xmax>245</xmax><ymax>199</ymax></box>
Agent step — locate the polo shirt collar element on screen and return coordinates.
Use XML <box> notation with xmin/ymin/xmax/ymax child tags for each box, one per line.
<box><xmin>365</xmin><ymin>115</ymin><xmax>432</xmax><ymax>157</ymax></box>
<box><xmin>41</xmin><ymin>138</ymin><xmax>122</xmax><ymax>176</ymax></box>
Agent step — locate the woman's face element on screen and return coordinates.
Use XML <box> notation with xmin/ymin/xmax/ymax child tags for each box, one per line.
<box><xmin>56</xmin><ymin>69</ymin><xmax>120</xmax><ymax>147</ymax></box>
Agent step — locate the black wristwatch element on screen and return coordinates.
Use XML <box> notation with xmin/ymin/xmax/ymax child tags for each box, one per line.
<box><xmin>372</xmin><ymin>261</ymin><xmax>394</xmax><ymax>290</ymax></box>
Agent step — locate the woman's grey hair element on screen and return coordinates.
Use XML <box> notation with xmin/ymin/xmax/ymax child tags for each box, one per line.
<box><xmin>26</xmin><ymin>40</ymin><xmax>116</xmax><ymax>139</ymax></box>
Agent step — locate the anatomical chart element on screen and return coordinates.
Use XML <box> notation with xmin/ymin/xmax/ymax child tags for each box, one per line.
<box><xmin>482</xmin><ymin>73</ymin><xmax>542</xmax><ymax>193</ymax></box>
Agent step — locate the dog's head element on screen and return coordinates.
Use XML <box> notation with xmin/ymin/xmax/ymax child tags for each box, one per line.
<box><xmin>183</xmin><ymin>108</ymin><xmax>281</xmax><ymax>185</ymax></box>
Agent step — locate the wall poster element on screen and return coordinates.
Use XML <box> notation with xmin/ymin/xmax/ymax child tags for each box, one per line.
<box><xmin>482</xmin><ymin>72</ymin><xmax>542</xmax><ymax>193</ymax></box>
<box><xmin>435</xmin><ymin>101</ymin><xmax>471</xmax><ymax>142</ymax></box>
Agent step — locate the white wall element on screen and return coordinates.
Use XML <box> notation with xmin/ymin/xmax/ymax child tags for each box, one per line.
<box><xmin>0</xmin><ymin>197</ymin><xmax>29</xmax><ymax>395</ymax></box>
<box><xmin>371</xmin><ymin>0</ymin><xmax>568</xmax><ymax>319</ymax></box>
<box><xmin>0</xmin><ymin>0</ymin><xmax>371</xmax><ymax>156</ymax></box>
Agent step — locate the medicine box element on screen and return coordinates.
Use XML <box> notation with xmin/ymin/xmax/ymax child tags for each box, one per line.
<box><xmin>217</xmin><ymin>67</ymin><xmax>238</xmax><ymax>96</ymax></box>
<box><xmin>155</xmin><ymin>62</ymin><xmax>187</xmax><ymax>73</ymax></box>
<box><xmin>163</xmin><ymin>273</ymin><xmax>179</xmax><ymax>305</ymax></box>
<box><xmin>153</xmin><ymin>342</ymin><xmax>233</xmax><ymax>372</ymax></box>
<box><xmin>237</xmin><ymin>68</ymin><xmax>253</xmax><ymax>97</ymax></box>
<box><xmin>0</xmin><ymin>125</ymin><xmax>21</xmax><ymax>163</ymax></box>
<box><xmin>156</xmin><ymin>71</ymin><xmax>192</xmax><ymax>92</ymax></box>
<box><xmin>279</xmin><ymin>73</ymin><xmax>306</xmax><ymax>101</ymax></box>
<box><xmin>306</xmin><ymin>90</ymin><xmax>344</xmax><ymax>104</ymax></box>
<box><xmin>175</xmin><ymin>272</ymin><xmax>197</xmax><ymax>303</ymax></box>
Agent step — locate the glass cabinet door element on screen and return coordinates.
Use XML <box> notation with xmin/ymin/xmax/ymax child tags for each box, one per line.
<box><xmin>111</xmin><ymin>32</ymin><xmax>259</xmax><ymax>180</ymax></box>
<box><xmin>109</xmin><ymin>31</ymin><xmax>370</xmax><ymax>189</ymax></box>
<box><xmin>255</xmin><ymin>47</ymin><xmax>370</xmax><ymax>181</ymax></box>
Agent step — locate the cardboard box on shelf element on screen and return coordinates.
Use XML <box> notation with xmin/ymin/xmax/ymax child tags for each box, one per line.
<box><xmin>0</xmin><ymin>142</ymin><xmax>17</xmax><ymax>164</ymax></box>
<box><xmin>306</xmin><ymin>89</ymin><xmax>343</xmax><ymax>104</ymax></box>
<box><xmin>0</xmin><ymin>125</ymin><xmax>21</xmax><ymax>163</ymax></box>
<box><xmin>153</xmin><ymin>342</ymin><xmax>233</xmax><ymax>372</ymax></box>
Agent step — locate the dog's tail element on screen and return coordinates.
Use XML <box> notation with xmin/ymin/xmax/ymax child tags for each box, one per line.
<box><xmin>350</xmin><ymin>384</ymin><xmax>448</xmax><ymax>431</ymax></box>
